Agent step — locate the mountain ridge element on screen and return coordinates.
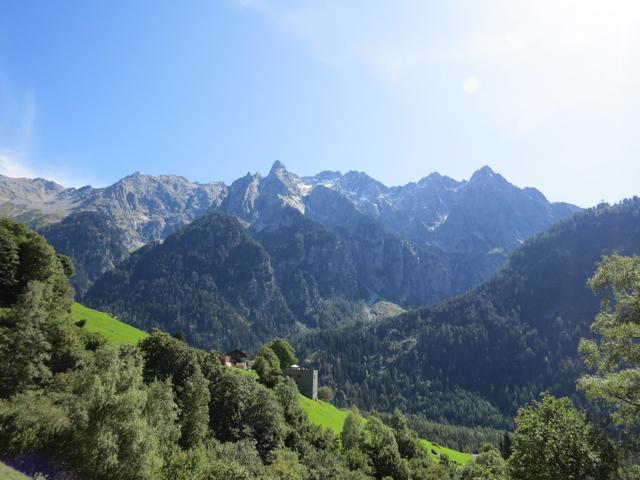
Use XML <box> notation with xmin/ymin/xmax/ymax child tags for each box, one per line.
<box><xmin>2</xmin><ymin>163</ymin><xmax>581</xmax><ymax>304</ymax></box>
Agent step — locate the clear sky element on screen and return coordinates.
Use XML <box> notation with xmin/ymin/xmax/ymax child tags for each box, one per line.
<box><xmin>1</xmin><ymin>0</ymin><xmax>639</xmax><ymax>207</ymax></box>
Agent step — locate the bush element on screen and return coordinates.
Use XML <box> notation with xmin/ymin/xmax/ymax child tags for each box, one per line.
<box><xmin>317</xmin><ymin>386</ymin><xmax>333</xmax><ymax>402</ymax></box>
<box><xmin>0</xmin><ymin>391</ymin><xmax>70</xmax><ymax>455</ymax></box>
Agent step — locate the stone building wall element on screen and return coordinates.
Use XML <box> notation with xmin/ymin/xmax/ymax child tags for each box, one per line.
<box><xmin>285</xmin><ymin>368</ymin><xmax>318</xmax><ymax>400</ymax></box>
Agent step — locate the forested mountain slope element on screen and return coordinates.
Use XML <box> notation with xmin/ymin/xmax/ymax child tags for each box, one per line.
<box><xmin>84</xmin><ymin>212</ymin><xmax>297</xmax><ymax>350</ymax></box>
<box><xmin>40</xmin><ymin>211</ymin><xmax>129</xmax><ymax>295</ymax></box>
<box><xmin>296</xmin><ymin>198</ymin><xmax>640</xmax><ymax>428</ymax></box>
<box><xmin>83</xmin><ymin>206</ymin><xmax>465</xmax><ymax>350</ymax></box>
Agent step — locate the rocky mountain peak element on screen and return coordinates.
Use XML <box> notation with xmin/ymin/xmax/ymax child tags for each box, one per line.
<box><xmin>268</xmin><ymin>160</ymin><xmax>288</xmax><ymax>176</ymax></box>
<box><xmin>2</xmin><ymin>165</ymin><xmax>582</xmax><ymax>300</ymax></box>
<box><xmin>469</xmin><ymin>165</ymin><xmax>500</xmax><ymax>183</ymax></box>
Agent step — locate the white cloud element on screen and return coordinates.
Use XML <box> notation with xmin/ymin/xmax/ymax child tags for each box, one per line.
<box><xmin>0</xmin><ymin>151</ymin><xmax>102</xmax><ymax>188</ymax></box>
<box><xmin>0</xmin><ymin>152</ymin><xmax>36</xmax><ymax>179</ymax></box>
<box><xmin>0</xmin><ymin>70</ymin><xmax>104</xmax><ymax>188</ymax></box>
<box><xmin>463</xmin><ymin>76</ymin><xmax>480</xmax><ymax>95</ymax></box>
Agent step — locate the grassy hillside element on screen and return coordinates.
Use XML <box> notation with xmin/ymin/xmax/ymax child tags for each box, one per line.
<box><xmin>298</xmin><ymin>394</ymin><xmax>472</xmax><ymax>465</ymax></box>
<box><xmin>0</xmin><ymin>462</ymin><xmax>31</xmax><ymax>480</ymax></box>
<box><xmin>71</xmin><ymin>303</ymin><xmax>148</xmax><ymax>346</ymax></box>
<box><xmin>421</xmin><ymin>439</ymin><xmax>472</xmax><ymax>466</ymax></box>
<box><xmin>299</xmin><ymin>395</ymin><xmax>349</xmax><ymax>434</ymax></box>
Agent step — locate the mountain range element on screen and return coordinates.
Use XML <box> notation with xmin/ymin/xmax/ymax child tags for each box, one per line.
<box><xmin>0</xmin><ymin>162</ymin><xmax>579</xmax><ymax>302</ymax></box>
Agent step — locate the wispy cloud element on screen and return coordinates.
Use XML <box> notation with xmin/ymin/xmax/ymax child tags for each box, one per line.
<box><xmin>0</xmin><ymin>151</ymin><xmax>36</xmax><ymax>179</ymax></box>
<box><xmin>0</xmin><ymin>73</ymin><xmax>37</xmax><ymax>154</ymax></box>
<box><xmin>0</xmin><ymin>150</ymin><xmax>101</xmax><ymax>187</ymax></box>
<box><xmin>0</xmin><ymin>70</ymin><xmax>101</xmax><ymax>188</ymax></box>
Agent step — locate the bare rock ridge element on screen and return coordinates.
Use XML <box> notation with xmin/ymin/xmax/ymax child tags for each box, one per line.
<box><xmin>1</xmin><ymin>172</ymin><xmax>228</xmax><ymax>249</ymax></box>
<box><xmin>1</xmin><ymin>162</ymin><xmax>581</xmax><ymax>307</ymax></box>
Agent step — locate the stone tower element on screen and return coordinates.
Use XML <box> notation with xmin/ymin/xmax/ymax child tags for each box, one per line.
<box><xmin>284</xmin><ymin>366</ymin><xmax>318</xmax><ymax>400</ymax></box>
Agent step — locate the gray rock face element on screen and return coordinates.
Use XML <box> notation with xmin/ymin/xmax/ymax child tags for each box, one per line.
<box><xmin>305</xmin><ymin>165</ymin><xmax>579</xmax><ymax>254</ymax></box>
<box><xmin>81</xmin><ymin>173</ymin><xmax>227</xmax><ymax>248</ymax></box>
<box><xmin>0</xmin><ymin>172</ymin><xmax>227</xmax><ymax>249</ymax></box>
<box><xmin>218</xmin><ymin>162</ymin><xmax>580</xmax><ymax>298</ymax></box>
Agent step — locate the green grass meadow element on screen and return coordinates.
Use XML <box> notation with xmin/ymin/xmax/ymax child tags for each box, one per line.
<box><xmin>299</xmin><ymin>395</ymin><xmax>349</xmax><ymax>435</ymax></box>
<box><xmin>298</xmin><ymin>393</ymin><xmax>472</xmax><ymax>465</ymax></box>
<box><xmin>71</xmin><ymin>303</ymin><xmax>148</xmax><ymax>346</ymax></box>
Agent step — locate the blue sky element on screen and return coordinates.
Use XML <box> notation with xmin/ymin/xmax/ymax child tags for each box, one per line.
<box><xmin>1</xmin><ymin>0</ymin><xmax>639</xmax><ymax>206</ymax></box>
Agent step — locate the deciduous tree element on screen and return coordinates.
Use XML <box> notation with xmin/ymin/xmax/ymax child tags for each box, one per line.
<box><xmin>579</xmin><ymin>254</ymin><xmax>640</xmax><ymax>428</ymax></box>
<box><xmin>254</xmin><ymin>345</ymin><xmax>282</xmax><ymax>388</ymax></box>
<box><xmin>508</xmin><ymin>393</ymin><xmax>617</xmax><ymax>480</ymax></box>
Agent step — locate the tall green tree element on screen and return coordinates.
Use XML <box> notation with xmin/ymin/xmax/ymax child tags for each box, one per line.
<box><xmin>508</xmin><ymin>393</ymin><xmax>617</xmax><ymax>480</ymax></box>
<box><xmin>579</xmin><ymin>254</ymin><xmax>640</xmax><ymax>428</ymax></box>
<box><xmin>0</xmin><ymin>219</ymin><xmax>80</xmax><ymax>398</ymax></box>
<box><xmin>341</xmin><ymin>408</ymin><xmax>367</xmax><ymax>451</ymax></box>
<box><xmin>248</xmin><ymin>385</ymin><xmax>287</xmax><ymax>461</ymax></box>
<box><xmin>499</xmin><ymin>432</ymin><xmax>512</xmax><ymax>460</ymax></box>
<box><xmin>274</xmin><ymin>378</ymin><xmax>314</xmax><ymax>453</ymax></box>
<box><xmin>365</xmin><ymin>415</ymin><xmax>410</xmax><ymax>480</ymax></box>
<box><xmin>208</xmin><ymin>369</ymin><xmax>254</xmax><ymax>442</ymax></box>
<box><xmin>0</xmin><ymin>283</ymin><xmax>53</xmax><ymax>397</ymax></box>
<box><xmin>139</xmin><ymin>330</ymin><xmax>213</xmax><ymax>448</ymax></box>
<box><xmin>179</xmin><ymin>366</ymin><xmax>210</xmax><ymax>449</ymax></box>
<box><xmin>144</xmin><ymin>378</ymin><xmax>180</xmax><ymax>458</ymax></box>
<box><xmin>0</xmin><ymin>226</ymin><xmax>20</xmax><ymax>303</ymax></box>
<box><xmin>269</xmin><ymin>338</ymin><xmax>298</xmax><ymax>370</ymax></box>
<box><xmin>254</xmin><ymin>345</ymin><xmax>282</xmax><ymax>388</ymax></box>
<box><xmin>67</xmin><ymin>346</ymin><xmax>164</xmax><ymax>480</ymax></box>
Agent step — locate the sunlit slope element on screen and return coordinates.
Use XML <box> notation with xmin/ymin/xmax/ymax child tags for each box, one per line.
<box><xmin>0</xmin><ymin>462</ymin><xmax>31</xmax><ymax>480</ymax></box>
<box><xmin>298</xmin><ymin>395</ymin><xmax>472</xmax><ymax>465</ymax></box>
<box><xmin>299</xmin><ymin>396</ymin><xmax>349</xmax><ymax>434</ymax></box>
<box><xmin>71</xmin><ymin>303</ymin><xmax>148</xmax><ymax>346</ymax></box>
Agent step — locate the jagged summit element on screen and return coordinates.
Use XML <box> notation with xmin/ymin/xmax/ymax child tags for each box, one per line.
<box><xmin>1</xmin><ymin>163</ymin><xmax>584</xmax><ymax>325</ymax></box>
<box><xmin>269</xmin><ymin>160</ymin><xmax>287</xmax><ymax>175</ymax></box>
<box><xmin>2</xmin><ymin>164</ymin><xmax>581</xmax><ymax>296</ymax></box>
<box><xmin>469</xmin><ymin>165</ymin><xmax>498</xmax><ymax>182</ymax></box>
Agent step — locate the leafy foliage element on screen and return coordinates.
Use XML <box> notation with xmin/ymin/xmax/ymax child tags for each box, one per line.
<box><xmin>254</xmin><ymin>345</ymin><xmax>283</xmax><ymax>388</ymax></box>
<box><xmin>579</xmin><ymin>254</ymin><xmax>640</xmax><ymax>428</ymax></box>
<box><xmin>65</xmin><ymin>345</ymin><xmax>166</xmax><ymax>480</ymax></box>
<box><xmin>269</xmin><ymin>338</ymin><xmax>298</xmax><ymax>370</ymax></box>
<box><xmin>0</xmin><ymin>219</ymin><xmax>82</xmax><ymax>397</ymax></box>
<box><xmin>508</xmin><ymin>394</ymin><xmax>617</xmax><ymax>480</ymax></box>
<box><xmin>317</xmin><ymin>386</ymin><xmax>334</xmax><ymax>402</ymax></box>
<box><xmin>461</xmin><ymin>444</ymin><xmax>508</xmax><ymax>480</ymax></box>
